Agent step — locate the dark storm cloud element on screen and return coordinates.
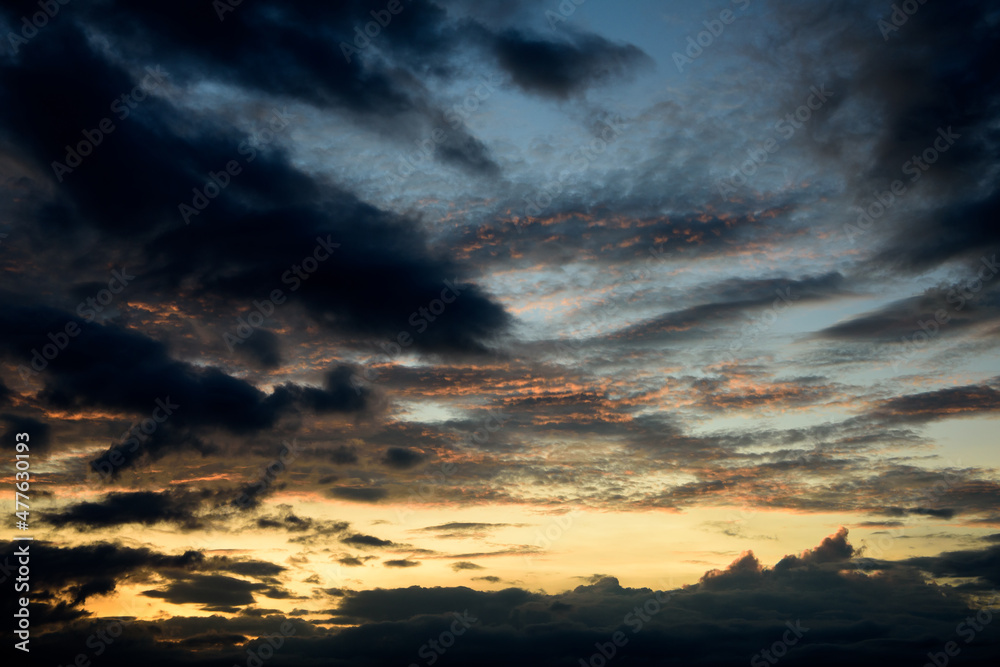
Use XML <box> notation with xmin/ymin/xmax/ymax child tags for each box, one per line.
<box><xmin>315</xmin><ymin>532</ymin><xmax>999</xmax><ymax>665</ymax></box>
<box><xmin>2</xmin><ymin>0</ymin><xmax>492</xmax><ymax>179</ymax></box>
<box><xmin>89</xmin><ymin>425</ymin><xmax>216</xmax><ymax>480</ymax></box>
<box><xmin>231</xmin><ymin>327</ymin><xmax>283</xmax><ymax>369</ymax></box>
<box><xmin>1</xmin><ymin>413</ymin><xmax>51</xmax><ymax>453</ymax></box>
<box><xmin>869</xmin><ymin>379</ymin><xmax>1000</xmax><ymax>424</ymax></box>
<box><xmin>150</xmin><ymin>211</ymin><xmax>514</xmax><ymax>356</ymax></box>
<box><xmin>0</xmin><ymin>540</ymin><xmax>288</xmax><ymax>614</ymax></box>
<box><xmin>700</xmin><ymin>272</ymin><xmax>849</xmax><ymax>304</ymax></box>
<box><xmin>0</xmin><ymin>14</ymin><xmax>513</xmax><ymax>357</ymax></box>
<box><xmin>0</xmin><ymin>303</ymin><xmax>370</xmax><ymax>430</ymax></box>
<box><xmin>492</xmin><ymin>29</ymin><xmax>651</xmax><ymax>98</ymax></box>
<box><xmin>817</xmin><ymin>276</ymin><xmax>1000</xmax><ymax>342</ymax></box>
<box><xmin>904</xmin><ymin>543</ymin><xmax>1000</xmax><ymax>588</ymax></box>
<box><xmin>326</xmin><ymin>486</ymin><xmax>390</xmax><ymax>503</ymax></box>
<box><xmin>324</xmin><ymin>443</ymin><xmax>361</xmax><ymax>464</ymax></box>
<box><xmin>141</xmin><ymin>573</ymin><xmax>268</xmax><ymax>607</ymax></box>
<box><xmin>10</xmin><ymin>532</ymin><xmax>1000</xmax><ymax>666</ymax></box>
<box><xmin>769</xmin><ymin>0</ymin><xmax>999</xmax><ymax>272</ymax></box>
<box><xmin>42</xmin><ymin>0</ymin><xmax>639</xmax><ymax>185</ymax></box>
<box><xmin>179</xmin><ymin>633</ymin><xmax>249</xmax><ymax>648</ymax></box>
<box><xmin>0</xmin><ymin>0</ymin><xmax>652</xmax><ymax>360</ymax></box>
<box><xmin>43</xmin><ymin>490</ymin><xmax>208</xmax><ymax>530</ymax></box>
<box><xmin>874</xmin><ymin>198</ymin><xmax>1000</xmax><ymax>275</ymax></box>
<box><xmin>430</xmin><ymin>124</ymin><xmax>502</xmax><ymax>176</ymax></box>
<box><xmin>380</xmin><ymin>446</ymin><xmax>428</xmax><ymax>469</ymax></box>
<box><xmin>0</xmin><ymin>297</ymin><xmax>378</xmax><ymax>472</ymax></box>
<box><xmin>205</xmin><ymin>557</ymin><xmax>287</xmax><ymax>580</ymax></box>
<box><xmin>774</xmin><ymin>527</ymin><xmax>854</xmax><ymax>569</ymax></box>
<box><xmin>0</xmin><ymin>541</ymin><xmax>201</xmax><ymax>591</ymax></box>
<box><xmin>80</xmin><ymin>1</ymin><xmax>413</xmax><ymax>114</ymax></box>
<box><xmin>601</xmin><ymin>272</ymin><xmax>845</xmax><ymax>345</ymax></box>
<box><xmin>0</xmin><ymin>540</ymin><xmax>201</xmax><ymax>619</ymax></box>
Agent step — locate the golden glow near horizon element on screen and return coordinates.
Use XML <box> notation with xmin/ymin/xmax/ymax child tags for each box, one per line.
<box><xmin>49</xmin><ymin>493</ymin><xmax>993</xmax><ymax>623</ymax></box>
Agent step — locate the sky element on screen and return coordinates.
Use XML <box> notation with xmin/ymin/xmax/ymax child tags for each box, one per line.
<box><xmin>1</xmin><ymin>0</ymin><xmax>999</xmax><ymax>665</ymax></box>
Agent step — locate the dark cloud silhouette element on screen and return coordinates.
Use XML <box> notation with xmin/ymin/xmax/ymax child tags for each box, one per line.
<box><xmin>492</xmin><ymin>29</ymin><xmax>651</xmax><ymax>98</ymax></box>
<box><xmin>904</xmin><ymin>543</ymin><xmax>1000</xmax><ymax>588</ymax></box>
<box><xmin>324</xmin><ymin>444</ymin><xmax>360</xmax><ymax>465</ymax></box>
<box><xmin>870</xmin><ymin>379</ymin><xmax>1000</xmax><ymax>424</ymax></box>
<box><xmin>7</xmin><ymin>532</ymin><xmax>1000</xmax><ymax>665</ymax></box>
<box><xmin>451</xmin><ymin>561</ymin><xmax>485</xmax><ymax>571</ymax></box>
<box><xmin>1</xmin><ymin>413</ymin><xmax>51</xmax><ymax>453</ymax></box>
<box><xmin>337</xmin><ymin>555</ymin><xmax>378</xmax><ymax>567</ymax></box>
<box><xmin>341</xmin><ymin>533</ymin><xmax>396</xmax><ymax>548</ymax></box>
<box><xmin>380</xmin><ymin>446</ymin><xmax>427</xmax><ymax>469</ymax></box>
<box><xmin>326</xmin><ymin>486</ymin><xmax>390</xmax><ymax>503</ymax></box>
<box><xmin>141</xmin><ymin>573</ymin><xmax>269</xmax><ymax>607</ymax></box>
<box><xmin>44</xmin><ymin>490</ymin><xmax>208</xmax><ymax>530</ymax></box>
<box><xmin>0</xmin><ymin>304</ymin><xmax>371</xmax><ymax>432</ymax></box>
